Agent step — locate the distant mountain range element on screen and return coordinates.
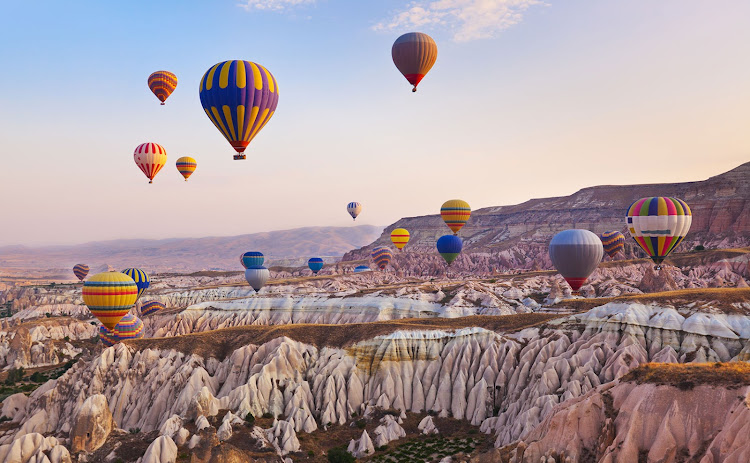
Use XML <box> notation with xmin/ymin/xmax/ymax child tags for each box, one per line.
<box><xmin>343</xmin><ymin>162</ymin><xmax>750</xmax><ymax>275</ymax></box>
<box><xmin>0</xmin><ymin>225</ymin><xmax>383</xmax><ymax>273</ymax></box>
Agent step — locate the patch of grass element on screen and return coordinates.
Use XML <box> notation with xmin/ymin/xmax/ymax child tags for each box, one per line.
<box><xmin>621</xmin><ymin>362</ymin><xmax>750</xmax><ymax>387</ymax></box>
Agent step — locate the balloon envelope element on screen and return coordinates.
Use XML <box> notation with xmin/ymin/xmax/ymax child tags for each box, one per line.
<box><xmin>390</xmin><ymin>228</ymin><xmax>410</xmax><ymax>250</ymax></box>
<box><xmin>140</xmin><ymin>300</ymin><xmax>166</xmax><ymax>317</ymax></box>
<box><xmin>392</xmin><ymin>32</ymin><xmax>438</xmax><ymax>92</ymax></box>
<box><xmin>549</xmin><ymin>229</ymin><xmax>604</xmax><ymax>293</ymax></box>
<box><xmin>308</xmin><ymin>258</ymin><xmax>324</xmax><ymax>274</ymax></box>
<box><xmin>176</xmin><ymin>156</ymin><xmax>197</xmax><ymax>181</ymax></box>
<box><xmin>245</xmin><ymin>266</ymin><xmax>270</xmax><ymax>292</ymax></box>
<box><xmin>121</xmin><ymin>268</ymin><xmax>150</xmax><ymax>301</ymax></box>
<box><xmin>73</xmin><ymin>264</ymin><xmax>89</xmax><ymax>282</ymax></box>
<box><xmin>440</xmin><ymin>200</ymin><xmax>471</xmax><ymax>235</ymax></box>
<box><xmin>347</xmin><ymin>202</ymin><xmax>362</xmax><ymax>220</ymax></box>
<box><xmin>626</xmin><ymin>197</ymin><xmax>692</xmax><ymax>266</ymax></box>
<box><xmin>134</xmin><ymin>143</ymin><xmax>167</xmax><ymax>184</ymax></box>
<box><xmin>99</xmin><ymin>313</ymin><xmax>144</xmax><ymax>346</ymax></box>
<box><xmin>600</xmin><ymin>231</ymin><xmax>626</xmax><ymax>258</ymax></box>
<box><xmin>82</xmin><ymin>272</ymin><xmax>138</xmax><ymax>330</ymax></box>
<box><xmin>354</xmin><ymin>265</ymin><xmax>370</xmax><ymax>273</ymax></box>
<box><xmin>241</xmin><ymin>251</ymin><xmax>265</xmax><ymax>269</ymax></box>
<box><xmin>371</xmin><ymin>247</ymin><xmax>393</xmax><ymax>270</ymax></box>
<box><xmin>148</xmin><ymin>71</ymin><xmax>177</xmax><ymax>105</ymax></box>
<box><xmin>436</xmin><ymin>235</ymin><xmax>463</xmax><ymax>265</ymax></box>
<box><xmin>199</xmin><ymin>60</ymin><xmax>279</xmax><ymax>160</ymax></box>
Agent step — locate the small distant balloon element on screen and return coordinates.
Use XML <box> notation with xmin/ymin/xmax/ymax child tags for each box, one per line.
<box><xmin>82</xmin><ymin>272</ymin><xmax>138</xmax><ymax>330</ymax></box>
<box><xmin>308</xmin><ymin>257</ymin><xmax>324</xmax><ymax>275</ymax></box>
<box><xmin>245</xmin><ymin>266</ymin><xmax>270</xmax><ymax>292</ymax></box>
<box><xmin>99</xmin><ymin>313</ymin><xmax>144</xmax><ymax>347</ymax></box>
<box><xmin>354</xmin><ymin>265</ymin><xmax>370</xmax><ymax>273</ymax></box>
<box><xmin>134</xmin><ymin>143</ymin><xmax>167</xmax><ymax>184</ymax></box>
<box><xmin>600</xmin><ymin>231</ymin><xmax>625</xmax><ymax>259</ymax></box>
<box><xmin>140</xmin><ymin>300</ymin><xmax>166</xmax><ymax>317</ymax></box>
<box><xmin>626</xmin><ymin>197</ymin><xmax>692</xmax><ymax>269</ymax></box>
<box><xmin>241</xmin><ymin>251</ymin><xmax>265</xmax><ymax>269</ymax></box>
<box><xmin>121</xmin><ymin>268</ymin><xmax>150</xmax><ymax>301</ymax></box>
<box><xmin>148</xmin><ymin>71</ymin><xmax>178</xmax><ymax>105</ymax></box>
<box><xmin>390</xmin><ymin>228</ymin><xmax>410</xmax><ymax>250</ymax></box>
<box><xmin>392</xmin><ymin>32</ymin><xmax>438</xmax><ymax>92</ymax></box>
<box><xmin>440</xmin><ymin>200</ymin><xmax>471</xmax><ymax>235</ymax></box>
<box><xmin>549</xmin><ymin>229</ymin><xmax>604</xmax><ymax>295</ymax></box>
<box><xmin>436</xmin><ymin>235</ymin><xmax>463</xmax><ymax>265</ymax></box>
<box><xmin>371</xmin><ymin>247</ymin><xmax>393</xmax><ymax>270</ymax></box>
<box><xmin>347</xmin><ymin>202</ymin><xmax>362</xmax><ymax>221</ymax></box>
<box><xmin>73</xmin><ymin>264</ymin><xmax>89</xmax><ymax>282</ymax></box>
<box><xmin>176</xmin><ymin>156</ymin><xmax>197</xmax><ymax>181</ymax></box>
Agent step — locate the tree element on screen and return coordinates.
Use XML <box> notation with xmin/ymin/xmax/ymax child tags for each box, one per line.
<box><xmin>327</xmin><ymin>447</ymin><xmax>355</xmax><ymax>463</ymax></box>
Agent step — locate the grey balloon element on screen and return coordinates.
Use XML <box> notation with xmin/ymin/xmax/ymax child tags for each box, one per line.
<box><xmin>244</xmin><ymin>267</ymin><xmax>270</xmax><ymax>292</ymax></box>
<box><xmin>548</xmin><ymin>229</ymin><xmax>604</xmax><ymax>292</ymax></box>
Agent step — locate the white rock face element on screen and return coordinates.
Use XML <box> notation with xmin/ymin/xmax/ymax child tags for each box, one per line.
<box><xmin>70</xmin><ymin>394</ymin><xmax>113</xmax><ymax>453</ymax></box>
<box><xmin>0</xmin><ymin>434</ymin><xmax>70</xmax><ymax>463</ymax></box>
<box><xmin>140</xmin><ymin>436</ymin><xmax>177</xmax><ymax>463</ymax></box>
<box><xmin>373</xmin><ymin>414</ymin><xmax>406</xmax><ymax>447</ymax></box>
<box><xmin>418</xmin><ymin>416</ymin><xmax>439</xmax><ymax>435</ymax></box>
<box><xmin>266</xmin><ymin>420</ymin><xmax>300</xmax><ymax>456</ymax></box>
<box><xmin>1</xmin><ymin>393</ymin><xmax>28</xmax><ymax>420</ymax></box>
<box><xmin>347</xmin><ymin>430</ymin><xmax>375</xmax><ymax>458</ymax></box>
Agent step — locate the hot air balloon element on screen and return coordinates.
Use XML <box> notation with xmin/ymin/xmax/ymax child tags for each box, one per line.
<box><xmin>308</xmin><ymin>258</ymin><xmax>324</xmax><ymax>275</ymax></box>
<box><xmin>148</xmin><ymin>71</ymin><xmax>177</xmax><ymax>105</ymax></box>
<box><xmin>600</xmin><ymin>231</ymin><xmax>626</xmax><ymax>259</ymax></box>
<box><xmin>245</xmin><ymin>266</ymin><xmax>270</xmax><ymax>292</ymax></box>
<box><xmin>82</xmin><ymin>272</ymin><xmax>138</xmax><ymax>330</ymax></box>
<box><xmin>626</xmin><ymin>197</ymin><xmax>692</xmax><ymax>269</ymax></box>
<box><xmin>199</xmin><ymin>60</ymin><xmax>280</xmax><ymax>160</ymax></box>
<box><xmin>371</xmin><ymin>247</ymin><xmax>393</xmax><ymax>270</ymax></box>
<box><xmin>549</xmin><ymin>229</ymin><xmax>604</xmax><ymax>295</ymax></box>
<box><xmin>436</xmin><ymin>235</ymin><xmax>463</xmax><ymax>265</ymax></box>
<box><xmin>134</xmin><ymin>143</ymin><xmax>167</xmax><ymax>184</ymax></box>
<box><xmin>121</xmin><ymin>268</ymin><xmax>150</xmax><ymax>301</ymax></box>
<box><xmin>140</xmin><ymin>300</ymin><xmax>166</xmax><ymax>317</ymax></box>
<box><xmin>390</xmin><ymin>228</ymin><xmax>410</xmax><ymax>250</ymax></box>
<box><xmin>440</xmin><ymin>200</ymin><xmax>471</xmax><ymax>235</ymax></box>
<box><xmin>240</xmin><ymin>251</ymin><xmax>265</xmax><ymax>269</ymax></box>
<box><xmin>354</xmin><ymin>265</ymin><xmax>370</xmax><ymax>273</ymax></box>
<box><xmin>176</xmin><ymin>156</ymin><xmax>197</xmax><ymax>181</ymax></box>
<box><xmin>392</xmin><ymin>32</ymin><xmax>438</xmax><ymax>92</ymax></box>
<box><xmin>99</xmin><ymin>313</ymin><xmax>144</xmax><ymax>346</ymax></box>
<box><xmin>73</xmin><ymin>264</ymin><xmax>89</xmax><ymax>282</ymax></box>
<box><xmin>347</xmin><ymin>202</ymin><xmax>362</xmax><ymax>220</ymax></box>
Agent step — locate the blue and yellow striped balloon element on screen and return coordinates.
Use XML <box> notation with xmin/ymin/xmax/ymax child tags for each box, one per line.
<box><xmin>371</xmin><ymin>247</ymin><xmax>393</xmax><ymax>270</ymax></box>
<box><xmin>199</xmin><ymin>60</ymin><xmax>280</xmax><ymax>160</ymax></box>
<box><xmin>121</xmin><ymin>268</ymin><xmax>150</xmax><ymax>301</ymax></box>
<box><xmin>73</xmin><ymin>264</ymin><xmax>89</xmax><ymax>282</ymax></box>
<box><xmin>600</xmin><ymin>231</ymin><xmax>625</xmax><ymax>258</ymax></box>
<box><xmin>241</xmin><ymin>251</ymin><xmax>265</xmax><ymax>269</ymax></box>
<box><xmin>140</xmin><ymin>300</ymin><xmax>166</xmax><ymax>317</ymax></box>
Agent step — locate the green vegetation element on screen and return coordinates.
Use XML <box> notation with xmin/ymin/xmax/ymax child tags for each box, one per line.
<box><xmin>693</xmin><ymin>244</ymin><xmax>706</xmax><ymax>252</ymax></box>
<box><xmin>370</xmin><ymin>436</ymin><xmax>478</xmax><ymax>463</ymax></box>
<box><xmin>244</xmin><ymin>412</ymin><xmax>255</xmax><ymax>425</ymax></box>
<box><xmin>327</xmin><ymin>447</ymin><xmax>355</xmax><ymax>463</ymax></box>
<box><xmin>262</xmin><ymin>412</ymin><xmax>274</xmax><ymax>419</ymax></box>
<box><xmin>129</xmin><ymin>427</ymin><xmax>141</xmax><ymax>434</ymax></box>
<box><xmin>4</xmin><ymin>367</ymin><xmax>25</xmax><ymax>385</ymax></box>
<box><xmin>355</xmin><ymin>418</ymin><xmax>367</xmax><ymax>429</ymax></box>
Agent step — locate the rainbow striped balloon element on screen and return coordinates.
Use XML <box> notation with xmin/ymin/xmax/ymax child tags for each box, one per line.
<box><xmin>626</xmin><ymin>197</ymin><xmax>692</xmax><ymax>267</ymax></box>
<box><xmin>148</xmin><ymin>71</ymin><xmax>177</xmax><ymax>105</ymax></box>
<box><xmin>440</xmin><ymin>200</ymin><xmax>471</xmax><ymax>235</ymax></box>
<box><xmin>82</xmin><ymin>272</ymin><xmax>138</xmax><ymax>330</ymax></box>
<box><xmin>134</xmin><ymin>143</ymin><xmax>167</xmax><ymax>184</ymax></box>
<box><xmin>371</xmin><ymin>247</ymin><xmax>393</xmax><ymax>270</ymax></box>
<box><xmin>99</xmin><ymin>313</ymin><xmax>144</xmax><ymax>346</ymax></box>
<box><xmin>390</xmin><ymin>228</ymin><xmax>410</xmax><ymax>250</ymax></box>
<box><xmin>176</xmin><ymin>156</ymin><xmax>197</xmax><ymax>181</ymax></box>
<box><xmin>140</xmin><ymin>300</ymin><xmax>166</xmax><ymax>317</ymax></box>
<box><xmin>73</xmin><ymin>264</ymin><xmax>89</xmax><ymax>282</ymax></box>
<box><xmin>600</xmin><ymin>231</ymin><xmax>626</xmax><ymax>258</ymax></box>
<box><xmin>121</xmin><ymin>268</ymin><xmax>150</xmax><ymax>301</ymax></box>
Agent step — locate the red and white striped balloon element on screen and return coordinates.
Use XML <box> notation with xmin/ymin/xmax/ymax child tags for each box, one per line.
<box><xmin>134</xmin><ymin>143</ymin><xmax>167</xmax><ymax>184</ymax></box>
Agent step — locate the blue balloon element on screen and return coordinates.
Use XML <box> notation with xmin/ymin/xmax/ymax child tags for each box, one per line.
<box><xmin>308</xmin><ymin>257</ymin><xmax>324</xmax><ymax>274</ymax></box>
<box><xmin>354</xmin><ymin>265</ymin><xmax>370</xmax><ymax>273</ymax></box>
<box><xmin>241</xmin><ymin>251</ymin><xmax>265</xmax><ymax>269</ymax></box>
<box><xmin>436</xmin><ymin>235</ymin><xmax>463</xmax><ymax>265</ymax></box>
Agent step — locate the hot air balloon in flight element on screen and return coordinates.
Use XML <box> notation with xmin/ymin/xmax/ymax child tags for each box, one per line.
<box><xmin>140</xmin><ymin>300</ymin><xmax>166</xmax><ymax>317</ymax></box>
<box><xmin>392</xmin><ymin>32</ymin><xmax>438</xmax><ymax>92</ymax></box>
<box><xmin>134</xmin><ymin>143</ymin><xmax>167</xmax><ymax>184</ymax></box>
<box><xmin>121</xmin><ymin>268</ymin><xmax>150</xmax><ymax>301</ymax></box>
<box><xmin>437</xmin><ymin>235</ymin><xmax>463</xmax><ymax>265</ymax></box>
<box><xmin>441</xmin><ymin>200</ymin><xmax>471</xmax><ymax>235</ymax></box>
<box><xmin>626</xmin><ymin>197</ymin><xmax>692</xmax><ymax>269</ymax></box>
<box><xmin>199</xmin><ymin>60</ymin><xmax>280</xmax><ymax>160</ymax></box>
<box><xmin>600</xmin><ymin>231</ymin><xmax>626</xmax><ymax>259</ymax></box>
<box><xmin>240</xmin><ymin>252</ymin><xmax>265</xmax><ymax>269</ymax></box>
<box><xmin>176</xmin><ymin>156</ymin><xmax>197</xmax><ymax>181</ymax></box>
<box><xmin>245</xmin><ymin>266</ymin><xmax>270</xmax><ymax>292</ymax></box>
<box><xmin>148</xmin><ymin>71</ymin><xmax>178</xmax><ymax>105</ymax></box>
<box><xmin>371</xmin><ymin>247</ymin><xmax>393</xmax><ymax>270</ymax></box>
<box><xmin>99</xmin><ymin>313</ymin><xmax>144</xmax><ymax>347</ymax></box>
<box><xmin>549</xmin><ymin>229</ymin><xmax>604</xmax><ymax>295</ymax></box>
<box><xmin>390</xmin><ymin>228</ymin><xmax>410</xmax><ymax>250</ymax></box>
<box><xmin>354</xmin><ymin>265</ymin><xmax>370</xmax><ymax>273</ymax></box>
<box><xmin>347</xmin><ymin>202</ymin><xmax>362</xmax><ymax>220</ymax></box>
<box><xmin>308</xmin><ymin>258</ymin><xmax>324</xmax><ymax>275</ymax></box>
<box><xmin>73</xmin><ymin>264</ymin><xmax>89</xmax><ymax>282</ymax></box>
<box><xmin>82</xmin><ymin>272</ymin><xmax>138</xmax><ymax>330</ymax></box>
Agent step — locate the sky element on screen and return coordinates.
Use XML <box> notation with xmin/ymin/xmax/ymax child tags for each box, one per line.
<box><xmin>0</xmin><ymin>0</ymin><xmax>748</xmax><ymax>246</ymax></box>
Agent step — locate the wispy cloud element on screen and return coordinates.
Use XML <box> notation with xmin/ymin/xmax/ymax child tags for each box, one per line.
<box><xmin>373</xmin><ymin>0</ymin><xmax>544</xmax><ymax>42</ymax></box>
<box><xmin>238</xmin><ymin>0</ymin><xmax>316</xmax><ymax>12</ymax></box>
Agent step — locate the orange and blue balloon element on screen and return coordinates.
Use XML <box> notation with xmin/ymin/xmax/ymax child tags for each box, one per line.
<box><xmin>437</xmin><ymin>235</ymin><xmax>463</xmax><ymax>265</ymax></box>
<box><xmin>392</xmin><ymin>32</ymin><xmax>438</xmax><ymax>92</ymax></box>
<box><xmin>148</xmin><ymin>71</ymin><xmax>177</xmax><ymax>105</ymax></box>
<box><xmin>73</xmin><ymin>264</ymin><xmax>89</xmax><ymax>282</ymax></box>
<box><xmin>626</xmin><ymin>197</ymin><xmax>692</xmax><ymax>268</ymax></box>
<box><xmin>176</xmin><ymin>156</ymin><xmax>197</xmax><ymax>181</ymax></box>
<box><xmin>308</xmin><ymin>258</ymin><xmax>324</xmax><ymax>275</ymax></box>
<box><xmin>440</xmin><ymin>200</ymin><xmax>471</xmax><ymax>235</ymax></box>
<box><xmin>371</xmin><ymin>247</ymin><xmax>393</xmax><ymax>270</ymax></box>
<box><xmin>199</xmin><ymin>60</ymin><xmax>280</xmax><ymax>160</ymax></box>
<box><xmin>600</xmin><ymin>231</ymin><xmax>625</xmax><ymax>259</ymax></box>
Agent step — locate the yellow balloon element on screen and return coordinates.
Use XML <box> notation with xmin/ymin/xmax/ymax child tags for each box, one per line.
<box><xmin>390</xmin><ymin>228</ymin><xmax>410</xmax><ymax>250</ymax></box>
<box><xmin>82</xmin><ymin>272</ymin><xmax>138</xmax><ymax>330</ymax></box>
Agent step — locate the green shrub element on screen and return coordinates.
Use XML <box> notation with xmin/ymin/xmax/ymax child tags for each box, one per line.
<box><xmin>5</xmin><ymin>367</ymin><xmax>24</xmax><ymax>385</ymax></box>
<box><xmin>356</xmin><ymin>418</ymin><xmax>366</xmax><ymax>429</ymax></box>
<box><xmin>128</xmin><ymin>427</ymin><xmax>141</xmax><ymax>434</ymax></box>
<box><xmin>262</xmin><ymin>412</ymin><xmax>274</xmax><ymax>419</ymax></box>
<box><xmin>244</xmin><ymin>412</ymin><xmax>255</xmax><ymax>424</ymax></box>
<box><xmin>63</xmin><ymin>336</ymin><xmax>70</xmax><ymax>342</ymax></box>
<box><xmin>327</xmin><ymin>447</ymin><xmax>355</xmax><ymax>463</ymax></box>
<box><xmin>308</xmin><ymin>450</ymin><xmax>315</xmax><ymax>457</ymax></box>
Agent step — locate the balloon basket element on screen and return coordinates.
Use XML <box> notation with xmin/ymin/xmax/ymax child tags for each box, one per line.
<box><xmin>233</xmin><ymin>154</ymin><xmax>246</xmax><ymax>160</ymax></box>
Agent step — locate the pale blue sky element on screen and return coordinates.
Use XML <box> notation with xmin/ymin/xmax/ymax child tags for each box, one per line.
<box><xmin>0</xmin><ymin>1</ymin><xmax>748</xmax><ymax>245</ymax></box>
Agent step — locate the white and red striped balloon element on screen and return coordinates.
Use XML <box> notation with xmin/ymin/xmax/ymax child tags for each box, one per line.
<box><xmin>134</xmin><ymin>143</ymin><xmax>167</xmax><ymax>184</ymax></box>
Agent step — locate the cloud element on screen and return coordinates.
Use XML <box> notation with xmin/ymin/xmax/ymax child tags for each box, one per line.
<box><xmin>238</xmin><ymin>0</ymin><xmax>316</xmax><ymax>12</ymax></box>
<box><xmin>373</xmin><ymin>0</ymin><xmax>544</xmax><ymax>42</ymax></box>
